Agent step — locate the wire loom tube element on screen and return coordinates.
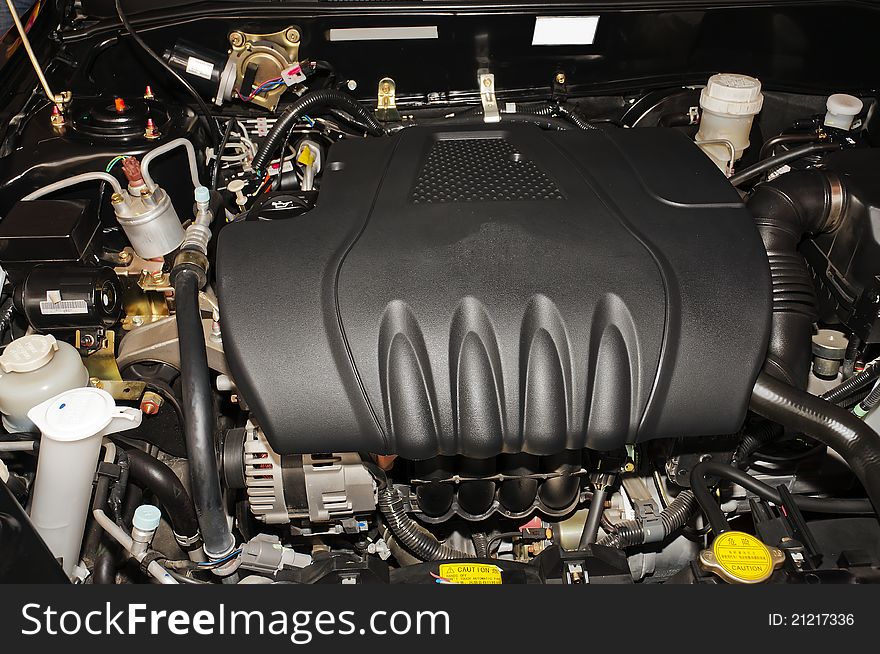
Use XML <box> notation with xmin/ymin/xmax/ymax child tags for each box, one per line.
<box><xmin>252</xmin><ymin>89</ymin><xmax>384</xmax><ymax>172</ymax></box>
<box><xmin>750</xmin><ymin>371</ymin><xmax>880</xmax><ymax>517</ymax></box>
<box><xmin>377</xmin><ymin>486</ymin><xmax>468</xmax><ymax>561</ymax></box>
<box><xmin>821</xmin><ymin>357</ymin><xmax>880</xmax><ymax>403</ymax></box>
<box><xmin>598</xmin><ymin>490</ymin><xmax>697</xmax><ymax>549</ymax></box>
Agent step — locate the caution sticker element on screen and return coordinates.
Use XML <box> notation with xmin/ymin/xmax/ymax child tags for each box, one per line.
<box><xmin>435</xmin><ymin>563</ymin><xmax>503</xmax><ymax>585</ymax></box>
<box><xmin>711</xmin><ymin>531</ymin><xmax>775</xmax><ymax>583</ymax></box>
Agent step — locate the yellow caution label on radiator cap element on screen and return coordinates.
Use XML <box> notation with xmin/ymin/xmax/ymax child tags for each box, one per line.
<box><xmin>435</xmin><ymin>563</ymin><xmax>502</xmax><ymax>585</ymax></box>
<box><xmin>699</xmin><ymin>531</ymin><xmax>785</xmax><ymax>584</ymax></box>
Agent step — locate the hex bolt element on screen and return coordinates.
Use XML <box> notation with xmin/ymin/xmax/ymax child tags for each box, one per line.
<box><xmin>140</xmin><ymin>391</ymin><xmax>164</xmax><ymax>416</ymax></box>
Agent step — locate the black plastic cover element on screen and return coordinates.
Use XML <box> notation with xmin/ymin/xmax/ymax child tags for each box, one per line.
<box><xmin>216</xmin><ymin>125</ymin><xmax>771</xmax><ymax>459</ymax></box>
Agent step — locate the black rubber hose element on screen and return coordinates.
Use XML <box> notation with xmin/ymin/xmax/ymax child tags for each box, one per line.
<box><xmin>729</xmin><ymin>142</ymin><xmax>842</xmax><ymax>187</ymax></box>
<box><xmin>106</xmin><ymin>448</ymin><xmax>129</xmax><ymax>525</ymax></box>
<box><xmin>173</xmin><ymin>268</ymin><xmax>235</xmax><ymax>558</ymax></box>
<box><xmin>472</xmin><ymin>532</ymin><xmax>489</xmax><ymax>558</ymax></box>
<box><xmin>821</xmin><ymin>357</ymin><xmax>880</xmax><ymax>403</ymax></box>
<box><xmin>377</xmin><ymin>486</ymin><xmax>468</xmax><ymax>561</ymax></box>
<box><xmin>92</xmin><ymin>543</ymin><xmax>117</xmax><ymax>585</ymax></box>
<box><xmin>747</xmin><ymin>171</ymin><xmax>845</xmax><ymax>389</ymax></box>
<box><xmin>121</xmin><ymin>445</ymin><xmax>200</xmax><ymax>543</ymax></box>
<box><xmin>750</xmin><ymin>371</ymin><xmax>880</xmax><ymax>515</ymax></box>
<box><xmin>598</xmin><ymin>490</ymin><xmax>697</xmax><ymax>549</ymax></box>
<box><xmin>578</xmin><ymin>484</ymin><xmax>609</xmax><ymax>548</ymax></box>
<box><xmin>759</xmin><ymin>133</ymin><xmax>820</xmax><ymax>160</ymax></box>
<box><xmin>252</xmin><ymin>89</ymin><xmax>383</xmax><ymax>171</ymax></box>
<box><xmin>691</xmin><ymin>459</ymin><xmax>873</xmax><ymax>525</ymax></box>
<box><xmin>731</xmin><ymin>422</ymin><xmax>782</xmax><ymax>468</ymax></box>
<box><xmin>82</xmin><ymin>472</ymin><xmax>113</xmax><ymax>561</ymax></box>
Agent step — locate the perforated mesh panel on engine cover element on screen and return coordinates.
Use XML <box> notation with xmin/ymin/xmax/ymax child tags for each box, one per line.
<box><xmin>410</xmin><ymin>136</ymin><xmax>564</xmax><ymax>203</ymax></box>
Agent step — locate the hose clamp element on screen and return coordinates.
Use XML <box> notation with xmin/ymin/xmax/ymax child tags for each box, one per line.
<box><xmin>174</xmin><ymin>531</ymin><xmax>202</xmax><ymax>548</ymax></box>
<box><xmin>825</xmin><ymin>175</ymin><xmax>846</xmax><ymax>233</ymax></box>
<box><xmin>641</xmin><ymin>517</ymin><xmax>665</xmax><ymax>544</ymax></box>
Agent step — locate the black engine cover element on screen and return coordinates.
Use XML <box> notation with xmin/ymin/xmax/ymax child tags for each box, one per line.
<box><xmin>216</xmin><ymin>125</ymin><xmax>771</xmax><ymax>458</ymax></box>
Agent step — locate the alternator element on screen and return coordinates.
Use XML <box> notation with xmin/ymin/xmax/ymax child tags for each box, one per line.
<box><xmin>223</xmin><ymin>423</ymin><xmax>376</xmax><ymax>526</ymax></box>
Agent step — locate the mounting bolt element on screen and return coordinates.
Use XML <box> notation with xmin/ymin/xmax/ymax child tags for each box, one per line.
<box><xmin>140</xmin><ymin>391</ymin><xmax>164</xmax><ymax>416</ymax></box>
<box><xmin>50</xmin><ymin>105</ymin><xmax>65</xmax><ymax>128</ymax></box>
<box><xmin>286</xmin><ymin>27</ymin><xmax>301</xmax><ymax>44</ymax></box>
<box><xmin>131</xmin><ymin>316</ymin><xmax>144</xmax><ymax>327</ymax></box>
<box><xmin>555</xmin><ymin>72</ymin><xmax>567</xmax><ymax>85</ymax></box>
<box><xmin>144</xmin><ymin>118</ymin><xmax>160</xmax><ymax>140</ymax></box>
<box><xmin>229</xmin><ymin>31</ymin><xmax>244</xmax><ymax>48</ymax></box>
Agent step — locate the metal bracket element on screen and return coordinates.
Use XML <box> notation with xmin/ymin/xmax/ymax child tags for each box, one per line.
<box><xmin>477</xmin><ymin>69</ymin><xmax>500</xmax><ymax>123</ymax></box>
<box><xmin>227</xmin><ymin>26</ymin><xmax>302</xmax><ymax>111</ymax></box>
<box><xmin>81</xmin><ymin>330</ymin><xmax>147</xmax><ymax>401</ymax></box>
<box><xmin>375</xmin><ymin>77</ymin><xmax>401</xmax><ymax>122</ymax></box>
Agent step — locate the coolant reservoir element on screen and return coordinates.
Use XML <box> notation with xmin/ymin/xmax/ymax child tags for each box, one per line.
<box><xmin>695</xmin><ymin>73</ymin><xmax>764</xmax><ymax>173</ymax></box>
<box><xmin>0</xmin><ymin>334</ymin><xmax>89</xmax><ymax>433</ymax></box>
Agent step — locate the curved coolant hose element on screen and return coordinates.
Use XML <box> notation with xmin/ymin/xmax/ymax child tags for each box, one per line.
<box><xmin>689</xmin><ymin>459</ymin><xmax>874</xmax><ymax>537</ymax></box>
<box><xmin>598</xmin><ymin>490</ymin><xmax>697</xmax><ymax>549</ymax></box>
<box><xmin>750</xmin><ymin>371</ymin><xmax>880</xmax><ymax>516</ymax></box>
<box><xmin>173</xmin><ymin>268</ymin><xmax>235</xmax><ymax>559</ymax></box>
<box><xmin>122</xmin><ymin>446</ymin><xmax>201</xmax><ymax>546</ymax></box>
<box><xmin>747</xmin><ymin>171</ymin><xmax>845</xmax><ymax>389</ymax></box>
<box><xmin>141</xmin><ymin>137</ymin><xmax>202</xmax><ymax>191</ymax></box>
<box><xmin>252</xmin><ymin>89</ymin><xmax>384</xmax><ymax>172</ymax></box>
<box><xmin>22</xmin><ymin>172</ymin><xmax>124</xmax><ymax>200</ymax></box>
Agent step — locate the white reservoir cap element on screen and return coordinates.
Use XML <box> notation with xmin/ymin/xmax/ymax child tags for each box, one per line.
<box><xmin>133</xmin><ymin>504</ymin><xmax>163</xmax><ymax>531</ymax></box>
<box><xmin>27</xmin><ymin>387</ymin><xmax>142</xmax><ymax>443</ymax></box>
<box><xmin>700</xmin><ymin>73</ymin><xmax>764</xmax><ymax>116</ymax></box>
<box><xmin>0</xmin><ymin>334</ymin><xmax>59</xmax><ymax>373</ymax></box>
<box><xmin>825</xmin><ymin>94</ymin><xmax>863</xmax><ymax>130</ymax></box>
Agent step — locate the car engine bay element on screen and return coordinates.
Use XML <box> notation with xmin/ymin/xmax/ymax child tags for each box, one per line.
<box><xmin>1</xmin><ymin>0</ymin><xmax>880</xmax><ymax>586</ymax></box>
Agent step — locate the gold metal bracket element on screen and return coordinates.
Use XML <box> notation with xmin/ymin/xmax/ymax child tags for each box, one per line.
<box><xmin>375</xmin><ymin>78</ymin><xmax>401</xmax><ymax>122</ymax></box>
<box><xmin>227</xmin><ymin>27</ymin><xmax>301</xmax><ymax>111</ymax></box>
<box><xmin>81</xmin><ymin>330</ymin><xmax>147</xmax><ymax>401</ymax></box>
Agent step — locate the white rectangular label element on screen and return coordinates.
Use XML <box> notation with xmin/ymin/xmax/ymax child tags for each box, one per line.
<box><xmin>532</xmin><ymin>16</ymin><xmax>600</xmax><ymax>46</ymax></box>
<box><xmin>328</xmin><ymin>26</ymin><xmax>439</xmax><ymax>42</ymax></box>
<box><xmin>185</xmin><ymin>56</ymin><xmax>215</xmax><ymax>80</ymax></box>
<box><xmin>40</xmin><ymin>299</ymin><xmax>88</xmax><ymax>315</ymax></box>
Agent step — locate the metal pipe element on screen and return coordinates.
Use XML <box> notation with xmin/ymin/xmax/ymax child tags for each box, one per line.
<box><xmin>3</xmin><ymin>0</ymin><xmax>66</xmax><ymax>106</ymax></box>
